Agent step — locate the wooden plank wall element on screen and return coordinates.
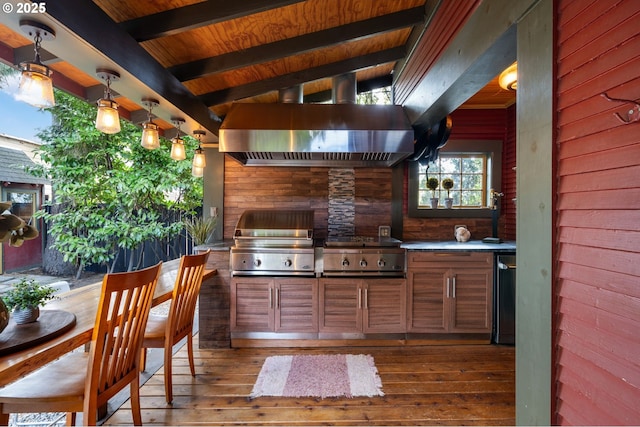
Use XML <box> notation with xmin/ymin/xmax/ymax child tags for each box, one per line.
<box><xmin>223</xmin><ymin>159</ymin><xmax>393</xmax><ymax>239</ymax></box>
<box><xmin>222</xmin><ymin>108</ymin><xmax>516</xmax><ymax>243</ymax></box>
<box><xmin>555</xmin><ymin>0</ymin><xmax>640</xmax><ymax>424</ymax></box>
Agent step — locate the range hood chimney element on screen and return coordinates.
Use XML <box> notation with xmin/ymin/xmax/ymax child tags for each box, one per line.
<box><xmin>219</xmin><ymin>74</ymin><xmax>414</xmax><ymax>167</ymax></box>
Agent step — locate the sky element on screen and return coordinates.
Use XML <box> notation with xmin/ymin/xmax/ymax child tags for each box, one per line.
<box><xmin>0</xmin><ymin>73</ymin><xmax>52</xmax><ymax>143</ymax></box>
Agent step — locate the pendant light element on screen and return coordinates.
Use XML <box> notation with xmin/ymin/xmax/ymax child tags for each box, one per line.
<box><xmin>170</xmin><ymin>118</ymin><xmax>186</xmax><ymax>161</ymax></box>
<box><xmin>191</xmin><ymin>165</ymin><xmax>204</xmax><ymax>178</ymax></box>
<box><xmin>140</xmin><ymin>98</ymin><xmax>160</xmax><ymax>149</ymax></box>
<box><xmin>16</xmin><ymin>20</ymin><xmax>56</xmax><ymax>108</ymax></box>
<box><xmin>95</xmin><ymin>69</ymin><xmax>121</xmax><ymax>134</ymax></box>
<box><xmin>192</xmin><ymin>129</ymin><xmax>206</xmax><ymax>177</ymax></box>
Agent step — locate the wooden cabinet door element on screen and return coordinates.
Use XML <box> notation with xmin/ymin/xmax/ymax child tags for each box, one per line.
<box><xmin>230</xmin><ymin>277</ymin><xmax>274</xmax><ymax>332</ymax></box>
<box><xmin>407</xmin><ymin>269</ymin><xmax>448</xmax><ymax>332</ymax></box>
<box><xmin>449</xmin><ymin>268</ymin><xmax>493</xmax><ymax>332</ymax></box>
<box><xmin>319</xmin><ymin>278</ymin><xmax>361</xmax><ymax>333</ymax></box>
<box><xmin>363</xmin><ymin>278</ymin><xmax>406</xmax><ymax>333</ymax></box>
<box><xmin>274</xmin><ymin>277</ymin><xmax>318</xmax><ymax>332</ymax></box>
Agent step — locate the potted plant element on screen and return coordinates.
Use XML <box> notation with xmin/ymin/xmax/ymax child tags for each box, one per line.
<box><xmin>184</xmin><ymin>216</ymin><xmax>217</xmax><ymax>247</ymax></box>
<box><xmin>2</xmin><ymin>278</ymin><xmax>56</xmax><ymax>324</ymax></box>
<box><xmin>442</xmin><ymin>178</ymin><xmax>454</xmax><ymax>208</ymax></box>
<box><xmin>426</xmin><ymin>177</ymin><xmax>439</xmax><ymax>209</ymax></box>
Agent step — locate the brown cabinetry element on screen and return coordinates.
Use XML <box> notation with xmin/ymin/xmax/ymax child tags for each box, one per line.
<box><xmin>319</xmin><ymin>277</ymin><xmax>406</xmax><ymax>334</ymax></box>
<box><xmin>407</xmin><ymin>252</ymin><xmax>492</xmax><ymax>334</ymax></box>
<box><xmin>231</xmin><ymin>277</ymin><xmax>318</xmax><ymax>333</ymax></box>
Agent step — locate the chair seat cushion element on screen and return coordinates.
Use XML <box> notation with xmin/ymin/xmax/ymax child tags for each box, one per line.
<box><xmin>0</xmin><ymin>352</ymin><xmax>88</xmax><ymax>403</ymax></box>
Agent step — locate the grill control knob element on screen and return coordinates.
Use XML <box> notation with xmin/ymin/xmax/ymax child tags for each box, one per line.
<box><xmin>253</xmin><ymin>259</ymin><xmax>261</xmax><ymax>267</ymax></box>
<box><xmin>360</xmin><ymin>259</ymin><xmax>367</xmax><ymax>268</ymax></box>
<box><xmin>378</xmin><ymin>258</ymin><xmax>386</xmax><ymax>267</ymax></box>
<box><xmin>284</xmin><ymin>259</ymin><xmax>292</xmax><ymax>267</ymax></box>
<box><xmin>342</xmin><ymin>258</ymin><xmax>350</xmax><ymax>267</ymax></box>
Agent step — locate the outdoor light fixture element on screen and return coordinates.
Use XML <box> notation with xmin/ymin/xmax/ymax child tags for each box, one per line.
<box><xmin>191</xmin><ymin>165</ymin><xmax>204</xmax><ymax>178</ymax></box>
<box><xmin>191</xmin><ymin>129</ymin><xmax>206</xmax><ymax>177</ymax></box>
<box><xmin>499</xmin><ymin>62</ymin><xmax>517</xmax><ymax>91</ymax></box>
<box><xmin>140</xmin><ymin>98</ymin><xmax>160</xmax><ymax>149</ymax></box>
<box><xmin>16</xmin><ymin>20</ymin><xmax>56</xmax><ymax>108</ymax></box>
<box><xmin>170</xmin><ymin>118</ymin><xmax>186</xmax><ymax>161</ymax></box>
<box><xmin>95</xmin><ymin>69</ymin><xmax>121</xmax><ymax>134</ymax></box>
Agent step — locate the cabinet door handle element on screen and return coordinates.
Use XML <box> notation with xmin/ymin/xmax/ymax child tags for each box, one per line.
<box><xmin>358</xmin><ymin>288</ymin><xmax>362</xmax><ymax>309</ymax></box>
<box><xmin>452</xmin><ymin>276</ymin><xmax>456</xmax><ymax>298</ymax></box>
<box><xmin>269</xmin><ymin>287</ymin><xmax>273</xmax><ymax>309</ymax></box>
<box><xmin>275</xmin><ymin>287</ymin><xmax>280</xmax><ymax>309</ymax></box>
<box><xmin>446</xmin><ymin>277</ymin><xmax>450</xmax><ymax>298</ymax></box>
<box><xmin>364</xmin><ymin>288</ymin><xmax>368</xmax><ymax>310</ymax></box>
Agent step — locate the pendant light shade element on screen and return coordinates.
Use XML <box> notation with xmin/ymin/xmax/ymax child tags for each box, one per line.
<box><xmin>170</xmin><ymin>118</ymin><xmax>186</xmax><ymax>160</ymax></box>
<box><xmin>192</xmin><ymin>147</ymin><xmax>206</xmax><ymax>168</ymax></box>
<box><xmin>95</xmin><ymin>69</ymin><xmax>121</xmax><ymax>134</ymax></box>
<box><xmin>16</xmin><ymin>20</ymin><xmax>56</xmax><ymax>108</ymax></box>
<box><xmin>191</xmin><ymin>129</ymin><xmax>206</xmax><ymax>177</ymax></box>
<box><xmin>499</xmin><ymin>62</ymin><xmax>518</xmax><ymax>91</ymax></box>
<box><xmin>191</xmin><ymin>165</ymin><xmax>204</xmax><ymax>177</ymax></box>
<box><xmin>170</xmin><ymin>136</ymin><xmax>187</xmax><ymax>160</ymax></box>
<box><xmin>140</xmin><ymin>98</ymin><xmax>160</xmax><ymax>149</ymax></box>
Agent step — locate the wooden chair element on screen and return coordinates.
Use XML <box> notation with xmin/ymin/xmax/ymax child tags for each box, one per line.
<box><xmin>140</xmin><ymin>251</ymin><xmax>209</xmax><ymax>403</ymax></box>
<box><xmin>0</xmin><ymin>262</ymin><xmax>162</xmax><ymax>426</ymax></box>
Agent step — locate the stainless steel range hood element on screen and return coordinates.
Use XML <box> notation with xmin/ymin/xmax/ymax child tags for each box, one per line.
<box><xmin>219</xmin><ymin>103</ymin><xmax>415</xmax><ymax>167</ymax></box>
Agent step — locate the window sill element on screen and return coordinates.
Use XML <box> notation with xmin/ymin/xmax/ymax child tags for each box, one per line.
<box><xmin>409</xmin><ymin>208</ymin><xmax>494</xmax><ymax>218</ymax></box>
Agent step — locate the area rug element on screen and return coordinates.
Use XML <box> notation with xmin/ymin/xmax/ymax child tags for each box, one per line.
<box><xmin>250</xmin><ymin>354</ymin><xmax>384</xmax><ymax>399</ymax></box>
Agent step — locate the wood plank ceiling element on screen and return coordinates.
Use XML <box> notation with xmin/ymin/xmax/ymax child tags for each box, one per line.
<box><xmin>0</xmin><ymin>0</ymin><xmax>514</xmax><ymax>142</ymax></box>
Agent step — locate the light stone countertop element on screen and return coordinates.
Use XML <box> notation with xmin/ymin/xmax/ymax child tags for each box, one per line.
<box><xmin>401</xmin><ymin>240</ymin><xmax>516</xmax><ymax>252</ymax></box>
<box><xmin>196</xmin><ymin>240</ymin><xmax>516</xmax><ymax>252</ymax></box>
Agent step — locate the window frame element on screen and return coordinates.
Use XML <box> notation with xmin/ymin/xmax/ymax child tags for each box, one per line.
<box><xmin>407</xmin><ymin>139</ymin><xmax>502</xmax><ymax>218</ymax></box>
<box><xmin>2</xmin><ymin>188</ymin><xmax>40</xmax><ymax>230</ymax></box>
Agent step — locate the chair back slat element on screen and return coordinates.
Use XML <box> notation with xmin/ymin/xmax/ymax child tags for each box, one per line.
<box><xmin>167</xmin><ymin>252</ymin><xmax>209</xmax><ymax>341</ymax></box>
<box><xmin>87</xmin><ymin>262</ymin><xmax>161</xmax><ymax>403</ymax></box>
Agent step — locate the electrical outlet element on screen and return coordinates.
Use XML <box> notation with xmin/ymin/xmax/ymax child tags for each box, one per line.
<box><xmin>379</xmin><ymin>225</ymin><xmax>391</xmax><ymax>237</ymax></box>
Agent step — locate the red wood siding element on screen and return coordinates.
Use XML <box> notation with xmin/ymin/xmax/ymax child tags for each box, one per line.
<box><xmin>503</xmin><ymin>105</ymin><xmax>516</xmax><ymax>240</ymax></box>
<box><xmin>393</xmin><ymin>1</ymin><xmax>480</xmax><ymax>105</ymax></box>
<box><xmin>2</xmin><ymin>237</ymin><xmax>42</xmax><ymax>272</ymax></box>
<box><xmin>555</xmin><ymin>0</ymin><xmax>640</xmax><ymax>424</ymax></box>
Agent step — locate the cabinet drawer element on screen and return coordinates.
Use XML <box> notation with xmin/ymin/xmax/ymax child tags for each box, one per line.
<box><xmin>408</xmin><ymin>251</ymin><xmax>491</xmax><ymax>268</ymax></box>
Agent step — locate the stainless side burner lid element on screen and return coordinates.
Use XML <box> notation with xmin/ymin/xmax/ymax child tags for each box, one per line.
<box><xmin>234</xmin><ymin>209</ymin><xmax>314</xmax><ymax>247</ymax></box>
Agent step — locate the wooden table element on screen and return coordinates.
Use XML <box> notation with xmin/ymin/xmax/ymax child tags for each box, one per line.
<box><xmin>0</xmin><ymin>259</ymin><xmax>216</xmax><ymax>388</ymax></box>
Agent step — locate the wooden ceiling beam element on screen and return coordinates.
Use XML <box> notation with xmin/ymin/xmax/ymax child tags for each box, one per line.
<box><xmin>121</xmin><ymin>0</ymin><xmax>307</xmax><ymax>42</ymax></box>
<box><xmin>171</xmin><ymin>7</ymin><xmax>424</xmax><ymax>82</ymax></box>
<box><xmin>199</xmin><ymin>47</ymin><xmax>405</xmax><ymax>107</ymax></box>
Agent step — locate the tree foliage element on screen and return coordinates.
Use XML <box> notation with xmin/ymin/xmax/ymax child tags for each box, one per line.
<box><xmin>28</xmin><ymin>90</ymin><xmax>203</xmax><ymax>276</ymax></box>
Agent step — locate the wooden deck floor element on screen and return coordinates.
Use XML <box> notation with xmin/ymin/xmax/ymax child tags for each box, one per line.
<box><xmin>105</xmin><ymin>335</ymin><xmax>515</xmax><ymax>426</ymax></box>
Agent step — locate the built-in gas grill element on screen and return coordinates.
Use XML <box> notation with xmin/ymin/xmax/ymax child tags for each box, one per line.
<box><xmin>230</xmin><ymin>209</ymin><xmax>316</xmax><ymax>276</ymax></box>
<box><xmin>321</xmin><ymin>236</ymin><xmax>406</xmax><ymax>277</ymax></box>
<box><xmin>230</xmin><ymin>210</ymin><xmax>406</xmax><ymax>277</ymax></box>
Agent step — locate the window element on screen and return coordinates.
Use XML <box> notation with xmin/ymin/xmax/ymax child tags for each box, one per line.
<box><xmin>2</xmin><ymin>189</ymin><xmax>39</xmax><ymax>230</ymax></box>
<box><xmin>408</xmin><ymin>140</ymin><xmax>502</xmax><ymax>218</ymax></box>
